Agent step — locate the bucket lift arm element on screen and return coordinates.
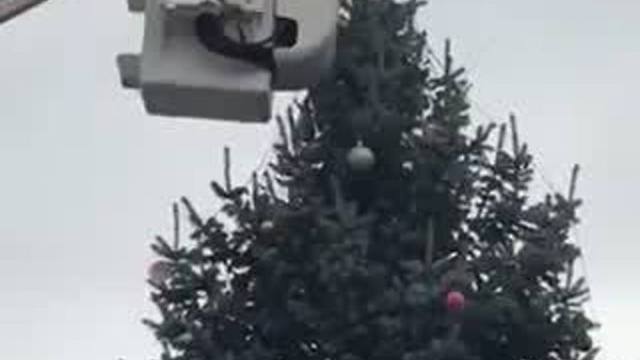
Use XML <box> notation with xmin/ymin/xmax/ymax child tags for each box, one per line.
<box><xmin>0</xmin><ymin>0</ymin><xmax>49</xmax><ymax>24</ymax></box>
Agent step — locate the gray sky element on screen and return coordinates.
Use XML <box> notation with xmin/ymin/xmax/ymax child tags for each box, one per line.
<box><xmin>0</xmin><ymin>1</ymin><xmax>637</xmax><ymax>359</ymax></box>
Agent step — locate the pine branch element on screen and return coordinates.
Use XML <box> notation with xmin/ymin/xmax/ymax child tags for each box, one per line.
<box><xmin>424</xmin><ymin>216</ymin><xmax>435</xmax><ymax>271</ymax></box>
<box><xmin>181</xmin><ymin>197</ymin><xmax>205</xmax><ymax>229</ymax></box>
<box><xmin>569</xmin><ymin>164</ymin><xmax>580</xmax><ymax>203</ymax></box>
<box><xmin>252</xmin><ymin>172</ymin><xmax>259</xmax><ymax>207</ymax></box>
<box><xmin>444</xmin><ymin>39</ymin><xmax>452</xmax><ymax>77</ymax></box>
<box><xmin>509</xmin><ymin>113</ymin><xmax>520</xmax><ymax>155</ymax></box>
<box><xmin>287</xmin><ymin>106</ymin><xmax>300</xmax><ymax>152</ymax></box>
<box><xmin>263</xmin><ymin>171</ymin><xmax>279</xmax><ymax>201</ymax></box>
<box><xmin>276</xmin><ymin>115</ymin><xmax>291</xmax><ymax>155</ymax></box>
<box><xmin>173</xmin><ymin>202</ymin><xmax>180</xmax><ymax>250</ymax></box>
<box><xmin>224</xmin><ymin>147</ymin><xmax>232</xmax><ymax>192</ymax></box>
<box><xmin>495</xmin><ymin>122</ymin><xmax>507</xmax><ymax>164</ymax></box>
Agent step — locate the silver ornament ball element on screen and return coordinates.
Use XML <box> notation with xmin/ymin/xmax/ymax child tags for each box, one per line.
<box><xmin>347</xmin><ymin>143</ymin><xmax>376</xmax><ymax>172</ymax></box>
<box><xmin>148</xmin><ymin>260</ymin><xmax>173</xmax><ymax>286</ymax></box>
<box><xmin>260</xmin><ymin>220</ymin><xmax>275</xmax><ymax>233</ymax></box>
<box><xmin>174</xmin><ymin>332</ymin><xmax>194</xmax><ymax>345</ymax></box>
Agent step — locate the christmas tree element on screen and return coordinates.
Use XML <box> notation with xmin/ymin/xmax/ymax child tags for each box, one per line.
<box><xmin>145</xmin><ymin>1</ymin><xmax>598</xmax><ymax>360</ymax></box>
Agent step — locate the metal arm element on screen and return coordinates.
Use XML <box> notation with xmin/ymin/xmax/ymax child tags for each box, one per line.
<box><xmin>0</xmin><ymin>0</ymin><xmax>49</xmax><ymax>24</ymax></box>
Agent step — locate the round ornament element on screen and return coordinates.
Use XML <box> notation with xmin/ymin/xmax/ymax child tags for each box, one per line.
<box><xmin>148</xmin><ymin>260</ymin><xmax>173</xmax><ymax>286</ymax></box>
<box><xmin>347</xmin><ymin>142</ymin><xmax>376</xmax><ymax>172</ymax></box>
<box><xmin>445</xmin><ymin>290</ymin><xmax>466</xmax><ymax>314</ymax></box>
<box><xmin>174</xmin><ymin>332</ymin><xmax>194</xmax><ymax>345</ymax></box>
<box><xmin>260</xmin><ymin>220</ymin><xmax>276</xmax><ymax>233</ymax></box>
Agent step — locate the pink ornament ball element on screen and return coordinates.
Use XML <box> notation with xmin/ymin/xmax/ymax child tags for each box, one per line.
<box><xmin>445</xmin><ymin>290</ymin><xmax>466</xmax><ymax>313</ymax></box>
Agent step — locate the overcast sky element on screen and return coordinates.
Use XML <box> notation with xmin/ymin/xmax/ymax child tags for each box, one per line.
<box><xmin>0</xmin><ymin>1</ymin><xmax>638</xmax><ymax>360</ymax></box>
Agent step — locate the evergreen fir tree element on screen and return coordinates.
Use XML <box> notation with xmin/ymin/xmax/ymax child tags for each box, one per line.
<box><xmin>144</xmin><ymin>1</ymin><xmax>598</xmax><ymax>360</ymax></box>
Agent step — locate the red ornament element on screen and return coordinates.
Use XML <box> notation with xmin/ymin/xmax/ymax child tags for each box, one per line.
<box><xmin>445</xmin><ymin>291</ymin><xmax>466</xmax><ymax>313</ymax></box>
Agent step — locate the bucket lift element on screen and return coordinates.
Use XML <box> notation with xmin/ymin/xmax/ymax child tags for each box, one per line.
<box><xmin>117</xmin><ymin>0</ymin><xmax>338</xmax><ymax>122</ymax></box>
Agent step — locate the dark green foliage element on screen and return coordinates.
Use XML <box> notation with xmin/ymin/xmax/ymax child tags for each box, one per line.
<box><xmin>145</xmin><ymin>1</ymin><xmax>597</xmax><ymax>360</ymax></box>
